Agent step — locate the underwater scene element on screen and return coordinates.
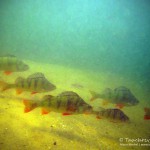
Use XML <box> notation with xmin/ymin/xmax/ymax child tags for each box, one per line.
<box><xmin>0</xmin><ymin>0</ymin><xmax>150</xmax><ymax>150</ymax></box>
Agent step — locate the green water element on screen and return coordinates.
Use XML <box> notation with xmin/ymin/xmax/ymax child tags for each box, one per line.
<box><xmin>1</xmin><ymin>0</ymin><xmax>150</xmax><ymax>72</ymax></box>
<box><xmin>0</xmin><ymin>0</ymin><xmax>150</xmax><ymax>150</ymax></box>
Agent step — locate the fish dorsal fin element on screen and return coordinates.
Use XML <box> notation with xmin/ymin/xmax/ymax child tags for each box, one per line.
<box><xmin>114</xmin><ymin>86</ymin><xmax>130</xmax><ymax>92</ymax></box>
<box><xmin>27</xmin><ymin>72</ymin><xmax>45</xmax><ymax>79</ymax></box>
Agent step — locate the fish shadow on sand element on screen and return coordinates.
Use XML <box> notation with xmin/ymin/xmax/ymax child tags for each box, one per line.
<box><xmin>35</xmin><ymin>127</ymin><xmax>86</xmax><ymax>142</ymax></box>
<box><xmin>52</xmin><ymin>129</ymin><xmax>85</xmax><ymax>141</ymax></box>
<box><xmin>33</xmin><ymin>127</ymin><xmax>99</xmax><ymax>149</ymax></box>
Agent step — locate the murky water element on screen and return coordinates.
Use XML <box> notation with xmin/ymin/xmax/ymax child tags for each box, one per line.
<box><xmin>0</xmin><ymin>0</ymin><xmax>150</xmax><ymax>150</ymax></box>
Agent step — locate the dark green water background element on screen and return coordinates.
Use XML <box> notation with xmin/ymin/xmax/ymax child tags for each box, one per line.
<box><xmin>0</xmin><ymin>0</ymin><xmax>150</xmax><ymax>94</ymax></box>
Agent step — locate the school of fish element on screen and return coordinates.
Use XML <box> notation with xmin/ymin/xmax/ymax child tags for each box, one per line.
<box><xmin>0</xmin><ymin>54</ymin><xmax>149</xmax><ymax>122</ymax></box>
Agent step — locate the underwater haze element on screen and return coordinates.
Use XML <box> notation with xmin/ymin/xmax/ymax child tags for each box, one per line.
<box><xmin>1</xmin><ymin>0</ymin><xmax>150</xmax><ymax>72</ymax></box>
<box><xmin>0</xmin><ymin>0</ymin><xmax>150</xmax><ymax>149</ymax></box>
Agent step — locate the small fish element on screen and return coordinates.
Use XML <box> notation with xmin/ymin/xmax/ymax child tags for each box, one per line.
<box><xmin>71</xmin><ymin>83</ymin><xmax>84</xmax><ymax>89</ymax></box>
<box><xmin>90</xmin><ymin>86</ymin><xmax>139</xmax><ymax>108</ymax></box>
<box><xmin>0</xmin><ymin>72</ymin><xmax>56</xmax><ymax>94</ymax></box>
<box><xmin>23</xmin><ymin>91</ymin><xmax>94</xmax><ymax>115</ymax></box>
<box><xmin>144</xmin><ymin>107</ymin><xmax>150</xmax><ymax>120</ymax></box>
<box><xmin>0</xmin><ymin>54</ymin><xmax>29</xmax><ymax>75</ymax></box>
<box><xmin>95</xmin><ymin>107</ymin><xmax>129</xmax><ymax>122</ymax></box>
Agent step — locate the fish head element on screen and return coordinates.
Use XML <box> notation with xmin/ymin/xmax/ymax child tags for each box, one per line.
<box><xmin>17</xmin><ymin>61</ymin><xmax>29</xmax><ymax>71</ymax></box>
<box><xmin>126</xmin><ymin>97</ymin><xmax>139</xmax><ymax>106</ymax></box>
<box><xmin>43</xmin><ymin>81</ymin><xmax>56</xmax><ymax>91</ymax></box>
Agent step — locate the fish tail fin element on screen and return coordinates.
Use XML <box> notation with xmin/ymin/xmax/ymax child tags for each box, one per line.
<box><xmin>41</xmin><ymin>107</ymin><xmax>51</xmax><ymax>115</ymax></box>
<box><xmin>4</xmin><ymin>71</ymin><xmax>12</xmax><ymax>75</ymax></box>
<box><xmin>42</xmin><ymin>95</ymin><xmax>54</xmax><ymax>100</ymax></box>
<box><xmin>144</xmin><ymin>107</ymin><xmax>150</xmax><ymax>120</ymax></box>
<box><xmin>40</xmin><ymin>95</ymin><xmax>53</xmax><ymax>115</ymax></box>
<box><xmin>97</xmin><ymin>107</ymin><xmax>105</xmax><ymax>111</ymax></box>
<box><xmin>0</xmin><ymin>80</ymin><xmax>11</xmax><ymax>91</ymax></box>
<box><xmin>23</xmin><ymin>100</ymin><xmax>38</xmax><ymax>113</ymax></box>
<box><xmin>94</xmin><ymin>107</ymin><xmax>105</xmax><ymax>113</ymax></box>
<box><xmin>89</xmin><ymin>90</ymin><xmax>100</xmax><ymax>101</ymax></box>
<box><xmin>92</xmin><ymin>107</ymin><xmax>105</xmax><ymax>119</ymax></box>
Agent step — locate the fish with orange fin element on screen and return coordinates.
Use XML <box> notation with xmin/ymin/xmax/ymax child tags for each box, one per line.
<box><xmin>0</xmin><ymin>54</ymin><xmax>29</xmax><ymax>75</ymax></box>
<box><xmin>23</xmin><ymin>91</ymin><xmax>94</xmax><ymax>116</ymax></box>
<box><xmin>144</xmin><ymin>107</ymin><xmax>150</xmax><ymax>120</ymax></box>
<box><xmin>90</xmin><ymin>86</ymin><xmax>139</xmax><ymax>109</ymax></box>
<box><xmin>95</xmin><ymin>107</ymin><xmax>129</xmax><ymax>123</ymax></box>
<box><xmin>0</xmin><ymin>72</ymin><xmax>56</xmax><ymax>95</ymax></box>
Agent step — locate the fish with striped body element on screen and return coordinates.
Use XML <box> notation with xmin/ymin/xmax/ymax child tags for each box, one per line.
<box><xmin>96</xmin><ymin>107</ymin><xmax>129</xmax><ymax>122</ymax></box>
<box><xmin>23</xmin><ymin>91</ymin><xmax>94</xmax><ymax>115</ymax></box>
<box><xmin>90</xmin><ymin>86</ymin><xmax>139</xmax><ymax>109</ymax></box>
<box><xmin>0</xmin><ymin>55</ymin><xmax>29</xmax><ymax>75</ymax></box>
<box><xmin>0</xmin><ymin>72</ymin><xmax>56</xmax><ymax>94</ymax></box>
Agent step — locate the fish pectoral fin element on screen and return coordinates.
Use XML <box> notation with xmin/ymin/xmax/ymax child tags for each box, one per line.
<box><xmin>23</xmin><ymin>100</ymin><xmax>37</xmax><ymax>113</ymax></box>
<box><xmin>16</xmin><ymin>89</ymin><xmax>23</xmax><ymax>95</ymax></box>
<box><xmin>62</xmin><ymin>112</ymin><xmax>72</xmax><ymax>116</ymax></box>
<box><xmin>116</xmin><ymin>103</ymin><xmax>124</xmax><ymax>109</ymax></box>
<box><xmin>41</xmin><ymin>108</ymin><xmax>50</xmax><ymax>115</ymax></box>
<box><xmin>4</xmin><ymin>71</ymin><xmax>12</xmax><ymax>75</ymax></box>
<box><xmin>31</xmin><ymin>91</ymin><xmax>38</xmax><ymax>95</ymax></box>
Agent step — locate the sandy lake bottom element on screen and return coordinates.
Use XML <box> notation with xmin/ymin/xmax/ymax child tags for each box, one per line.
<box><xmin>0</xmin><ymin>60</ymin><xmax>150</xmax><ymax>150</ymax></box>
